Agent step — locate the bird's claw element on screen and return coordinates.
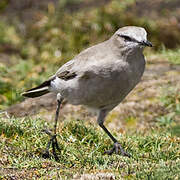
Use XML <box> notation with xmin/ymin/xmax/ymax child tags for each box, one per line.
<box><xmin>104</xmin><ymin>142</ymin><xmax>130</xmax><ymax>157</ymax></box>
<box><xmin>42</xmin><ymin>151</ymin><xmax>50</xmax><ymax>159</ymax></box>
<box><xmin>42</xmin><ymin>129</ymin><xmax>61</xmax><ymax>161</ymax></box>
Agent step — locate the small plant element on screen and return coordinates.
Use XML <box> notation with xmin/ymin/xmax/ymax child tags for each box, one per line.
<box><xmin>156</xmin><ymin>114</ymin><xmax>174</xmax><ymax>127</ymax></box>
<box><xmin>159</xmin><ymin>87</ymin><xmax>180</xmax><ymax>118</ymax></box>
<box><xmin>162</xmin><ymin>48</ymin><xmax>180</xmax><ymax>65</ymax></box>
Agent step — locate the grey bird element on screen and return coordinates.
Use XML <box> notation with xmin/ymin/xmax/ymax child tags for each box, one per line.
<box><xmin>22</xmin><ymin>26</ymin><xmax>152</xmax><ymax>160</ymax></box>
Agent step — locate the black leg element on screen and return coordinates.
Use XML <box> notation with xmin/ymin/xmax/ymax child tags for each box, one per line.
<box><xmin>97</xmin><ymin>110</ymin><xmax>130</xmax><ymax>157</ymax></box>
<box><xmin>42</xmin><ymin>93</ymin><xmax>63</xmax><ymax>160</ymax></box>
<box><xmin>99</xmin><ymin>123</ymin><xmax>118</xmax><ymax>143</ymax></box>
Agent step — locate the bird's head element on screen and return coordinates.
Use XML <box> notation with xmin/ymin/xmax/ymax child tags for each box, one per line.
<box><xmin>112</xmin><ymin>26</ymin><xmax>152</xmax><ymax>50</ymax></box>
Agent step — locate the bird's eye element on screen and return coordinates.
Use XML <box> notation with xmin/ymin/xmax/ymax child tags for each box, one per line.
<box><xmin>118</xmin><ymin>34</ymin><xmax>132</xmax><ymax>41</ymax></box>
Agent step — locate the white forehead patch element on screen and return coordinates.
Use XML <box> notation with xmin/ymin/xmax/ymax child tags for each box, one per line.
<box><xmin>116</xmin><ymin>26</ymin><xmax>147</xmax><ymax>42</ymax></box>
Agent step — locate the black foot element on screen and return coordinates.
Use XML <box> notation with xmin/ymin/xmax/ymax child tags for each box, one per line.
<box><xmin>104</xmin><ymin>142</ymin><xmax>130</xmax><ymax>157</ymax></box>
<box><xmin>42</xmin><ymin>129</ymin><xmax>61</xmax><ymax>161</ymax></box>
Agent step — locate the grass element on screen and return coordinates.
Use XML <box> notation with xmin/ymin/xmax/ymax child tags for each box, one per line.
<box><xmin>162</xmin><ymin>48</ymin><xmax>180</xmax><ymax>65</ymax></box>
<box><xmin>1</xmin><ymin>86</ymin><xmax>179</xmax><ymax>179</ymax></box>
<box><xmin>0</xmin><ymin>113</ymin><xmax>179</xmax><ymax>179</ymax></box>
<box><xmin>156</xmin><ymin>87</ymin><xmax>180</xmax><ymax>139</ymax></box>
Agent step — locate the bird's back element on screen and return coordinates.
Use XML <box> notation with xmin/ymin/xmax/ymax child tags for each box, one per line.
<box><xmin>51</xmin><ymin>41</ymin><xmax>145</xmax><ymax>110</ymax></box>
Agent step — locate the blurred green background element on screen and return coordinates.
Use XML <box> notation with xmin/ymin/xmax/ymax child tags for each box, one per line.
<box><xmin>0</xmin><ymin>0</ymin><xmax>180</xmax><ymax>108</ymax></box>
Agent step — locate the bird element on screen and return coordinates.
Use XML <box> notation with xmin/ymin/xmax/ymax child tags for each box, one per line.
<box><xmin>22</xmin><ymin>26</ymin><xmax>152</xmax><ymax>160</ymax></box>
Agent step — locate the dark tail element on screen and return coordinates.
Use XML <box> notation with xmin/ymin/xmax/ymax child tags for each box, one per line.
<box><xmin>22</xmin><ymin>79</ymin><xmax>51</xmax><ymax>98</ymax></box>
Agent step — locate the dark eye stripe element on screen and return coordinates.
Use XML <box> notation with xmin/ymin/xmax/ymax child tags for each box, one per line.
<box><xmin>117</xmin><ymin>34</ymin><xmax>139</xmax><ymax>43</ymax></box>
<box><xmin>119</xmin><ymin>35</ymin><xmax>132</xmax><ymax>41</ymax></box>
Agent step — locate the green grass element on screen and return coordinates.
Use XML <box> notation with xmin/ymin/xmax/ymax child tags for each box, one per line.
<box><xmin>162</xmin><ymin>48</ymin><xmax>180</xmax><ymax>65</ymax></box>
<box><xmin>1</xmin><ymin>86</ymin><xmax>179</xmax><ymax>179</ymax></box>
<box><xmin>0</xmin><ymin>115</ymin><xmax>179</xmax><ymax>179</ymax></box>
<box><xmin>156</xmin><ymin>87</ymin><xmax>180</xmax><ymax>139</ymax></box>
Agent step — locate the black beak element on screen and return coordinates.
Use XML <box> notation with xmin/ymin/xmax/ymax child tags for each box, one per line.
<box><xmin>141</xmin><ymin>40</ymin><xmax>153</xmax><ymax>47</ymax></box>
